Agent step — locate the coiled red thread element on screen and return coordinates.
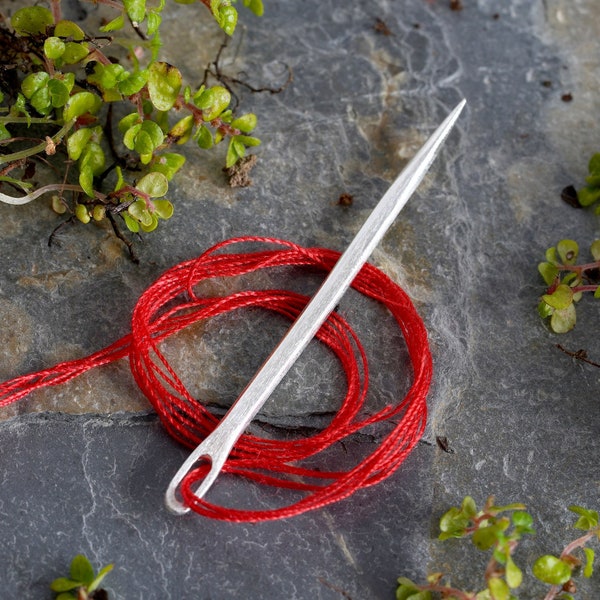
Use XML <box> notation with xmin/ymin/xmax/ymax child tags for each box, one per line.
<box><xmin>0</xmin><ymin>236</ymin><xmax>432</xmax><ymax>522</ymax></box>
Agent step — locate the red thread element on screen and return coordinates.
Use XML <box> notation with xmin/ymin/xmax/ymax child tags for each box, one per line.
<box><xmin>0</xmin><ymin>237</ymin><xmax>432</xmax><ymax>522</ymax></box>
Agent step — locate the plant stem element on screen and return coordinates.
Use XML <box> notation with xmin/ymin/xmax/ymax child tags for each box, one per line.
<box><xmin>0</xmin><ymin>120</ymin><xmax>75</xmax><ymax>165</ymax></box>
<box><xmin>0</xmin><ymin>117</ymin><xmax>61</xmax><ymax>126</ymax></box>
<box><xmin>558</xmin><ymin>261</ymin><xmax>600</xmax><ymax>274</ymax></box>
<box><xmin>0</xmin><ymin>183</ymin><xmax>105</xmax><ymax>205</ymax></box>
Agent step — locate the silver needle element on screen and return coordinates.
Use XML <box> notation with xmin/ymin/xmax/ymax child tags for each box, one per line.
<box><xmin>165</xmin><ymin>99</ymin><xmax>466</xmax><ymax>515</ymax></box>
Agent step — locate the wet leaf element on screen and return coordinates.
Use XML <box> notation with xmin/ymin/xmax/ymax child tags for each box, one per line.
<box><xmin>147</xmin><ymin>62</ymin><xmax>182</xmax><ymax>111</ymax></box>
<box><xmin>543</xmin><ymin>284</ymin><xmax>573</xmax><ymax>310</ymax></box>
<box><xmin>55</xmin><ymin>20</ymin><xmax>85</xmax><ymax>40</ymax></box>
<box><xmin>136</xmin><ymin>172</ymin><xmax>168</xmax><ymax>197</ymax></box>
<box><xmin>63</xmin><ymin>91</ymin><xmax>101</xmax><ymax>121</ymax></box>
<box><xmin>532</xmin><ymin>555</ymin><xmax>572</xmax><ymax>585</ymax></box>
<box><xmin>12</xmin><ymin>6</ymin><xmax>54</xmax><ymax>36</ymax></box>
<box><xmin>44</xmin><ymin>37</ymin><xmax>66</xmax><ymax>60</ymax></box>
<box><xmin>70</xmin><ymin>554</ymin><xmax>94</xmax><ymax>586</ymax></box>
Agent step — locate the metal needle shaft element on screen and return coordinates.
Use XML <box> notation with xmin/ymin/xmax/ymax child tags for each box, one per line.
<box><xmin>165</xmin><ymin>99</ymin><xmax>466</xmax><ymax>515</ymax></box>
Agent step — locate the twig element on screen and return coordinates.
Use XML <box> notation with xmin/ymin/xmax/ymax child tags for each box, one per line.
<box><xmin>556</xmin><ymin>344</ymin><xmax>600</xmax><ymax>368</ymax></box>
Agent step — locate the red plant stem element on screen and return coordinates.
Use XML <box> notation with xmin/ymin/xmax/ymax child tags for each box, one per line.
<box><xmin>571</xmin><ymin>284</ymin><xmax>600</xmax><ymax>294</ymax></box>
<box><xmin>558</xmin><ymin>261</ymin><xmax>600</xmax><ymax>274</ymax></box>
<box><xmin>50</xmin><ymin>0</ymin><xmax>62</xmax><ymax>23</ymax></box>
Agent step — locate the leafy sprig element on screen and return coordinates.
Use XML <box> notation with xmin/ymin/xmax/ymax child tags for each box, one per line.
<box><xmin>537</xmin><ymin>240</ymin><xmax>600</xmax><ymax>333</ymax></box>
<box><xmin>0</xmin><ymin>0</ymin><xmax>263</xmax><ymax>258</ymax></box>
<box><xmin>571</xmin><ymin>153</ymin><xmax>600</xmax><ymax>211</ymax></box>
<box><xmin>51</xmin><ymin>554</ymin><xmax>113</xmax><ymax>600</ymax></box>
<box><xmin>396</xmin><ymin>497</ymin><xmax>600</xmax><ymax>600</ymax></box>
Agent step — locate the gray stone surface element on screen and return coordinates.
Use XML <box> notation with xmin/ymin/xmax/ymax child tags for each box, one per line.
<box><xmin>1</xmin><ymin>0</ymin><xmax>600</xmax><ymax>598</ymax></box>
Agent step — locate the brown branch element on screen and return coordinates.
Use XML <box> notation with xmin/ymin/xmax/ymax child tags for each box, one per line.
<box><xmin>556</xmin><ymin>344</ymin><xmax>600</xmax><ymax>368</ymax></box>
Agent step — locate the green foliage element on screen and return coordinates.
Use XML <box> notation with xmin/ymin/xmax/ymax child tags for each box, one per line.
<box><xmin>574</xmin><ymin>153</ymin><xmax>600</xmax><ymax>211</ymax></box>
<box><xmin>0</xmin><ymin>0</ymin><xmax>263</xmax><ymax>259</ymax></box>
<box><xmin>51</xmin><ymin>554</ymin><xmax>113</xmax><ymax>599</ymax></box>
<box><xmin>396</xmin><ymin>497</ymin><xmax>600</xmax><ymax>600</ymax></box>
<box><xmin>537</xmin><ymin>240</ymin><xmax>600</xmax><ymax>333</ymax></box>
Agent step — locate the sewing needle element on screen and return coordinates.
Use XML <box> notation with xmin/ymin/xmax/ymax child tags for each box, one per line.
<box><xmin>165</xmin><ymin>99</ymin><xmax>466</xmax><ymax>515</ymax></box>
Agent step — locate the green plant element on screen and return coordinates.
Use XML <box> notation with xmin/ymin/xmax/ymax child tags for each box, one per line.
<box><xmin>537</xmin><ymin>239</ymin><xmax>600</xmax><ymax>333</ymax></box>
<box><xmin>50</xmin><ymin>554</ymin><xmax>113</xmax><ymax>599</ymax></box>
<box><xmin>0</xmin><ymin>0</ymin><xmax>263</xmax><ymax>259</ymax></box>
<box><xmin>570</xmin><ymin>153</ymin><xmax>600</xmax><ymax>211</ymax></box>
<box><xmin>396</xmin><ymin>496</ymin><xmax>600</xmax><ymax>600</ymax></box>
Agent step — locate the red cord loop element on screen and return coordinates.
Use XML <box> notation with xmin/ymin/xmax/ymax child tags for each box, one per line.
<box><xmin>0</xmin><ymin>237</ymin><xmax>432</xmax><ymax>522</ymax></box>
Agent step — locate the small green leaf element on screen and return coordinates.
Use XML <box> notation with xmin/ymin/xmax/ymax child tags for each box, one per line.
<box><xmin>439</xmin><ymin>506</ymin><xmax>469</xmax><ymax>540</ymax></box>
<box><xmin>132</xmin><ymin>130</ymin><xmax>154</xmax><ymax>154</ymax></box>
<box><xmin>88</xmin><ymin>63</ymin><xmax>127</xmax><ymax>91</ymax></box>
<box><xmin>118</xmin><ymin>112</ymin><xmax>142</xmax><ymax>134</ymax></box>
<box><xmin>588</xmin><ymin>153</ymin><xmax>600</xmax><ymax>174</ymax></box>
<box><xmin>543</xmin><ymin>284</ymin><xmax>573</xmax><ymax>310</ymax></box>
<box><xmin>70</xmin><ymin>554</ymin><xmax>95</xmax><ymax>586</ymax></box>
<box><xmin>169</xmin><ymin>115</ymin><xmax>194</xmax><ymax>144</ymax></box>
<box><xmin>12</xmin><ymin>6</ymin><xmax>54</xmax><ymax>36</ymax></box>
<box><xmin>100</xmin><ymin>14</ymin><xmax>125</xmax><ymax>32</ymax></box>
<box><xmin>124</xmin><ymin>0</ymin><xmax>146</xmax><ymax>24</ymax></box>
<box><xmin>590</xmin><ymin>240</ymin><xmax>600</xmax><ymax>261</ymax></box>
<box><xmin>217</xmin><ymin>4</ymin><xmax>238</xmax><ymax>35</ymax></box>
<box><xmin>30</xmin><ymin>86</ymin><xmax>52</xmax><ymax>115</ymax></box>
<box><xmin>54</xmin><ymin>20</ymin><xmax>85</xmax><ymax>40</ymax></box>
<box><xmin>568</xmin><ymin>505</ymin><xmax>599</xmax><ymax>530</ymax></box>
<box><xmin>236</xmin><ymin>134</ymin><xmax>261</xmax><ymax>147</ymax></box>
<box><xmin>584</xmin><ymin>547</ymin><xmax>595</xmax><ymax>578</ymax></box>
<box><xmin>487</xmin><ymin>577</ymin><xmax>509</xmax><ymax>600</ymax></box>
<box><xmin>50</xmin><ymin>577</ymin><xmax>82</xmax><ymax>592</ymax></box>
<box><xmin>128</xmin><ymin>199</ymin><xmax>153</xmax><ymax>226</ymax></box>
<box><xmin>512</xmin><ymin>511</ymin><xmax>535</xmax><ymax>535</ymax></box>
<box><xmin>150</xmin><ymin>152</ymin><xmax>186</xmax><ymax>180</ymax></box>
<box><xmin>226</xmin><ymin>137</ymin><xmax>242</xmax><ymax>167</ymax></box>
<box><xmin>556</xmin><ymin>240</ymin><xmax>578</xmax><ymax>265</ymax></box>
<box><xmin>137</xmin><ymin>172</ymin><xmax>168</xmax><ymax>197</ymax></box>
<box><xmin>67</xmin><ymin>128</ymin><xmax>93</xmax><ymax>160</ymax></box>
<box><xmin>118</xmin><ymin>70</ymin><xmax>148</xmax><ymax>96</ymax></box>
<box><xmin>123</xmin><ymin>123</ymin><xmax>142</xmax><ymax>150</ymax></box>
<box><xmin>48</xmin><ymin>79</ymin><xmax>70</xmax><ymax>108</ymax></box>
<box><xmin>538</xmin><ymin>300</ymin><xmax>553</xmax><ymax>319</ymax></box>
<box><xmin>396</xmin><ymin>578</ymin><xmax>431</xmax><ymax>600</ymax></box>
<box><xmin>63</xmin><ymin>91</ymin><xmax>101</xmax><ymax>121</ymax></box>
<box><xmin>140</xmin><ymin>212</ymin><xmax>159</xmax><ymax>232</ymax></box>
<box><xmin>56</xmin><ymin>593</ymin><xmax>77</xmax><ymax>600</ymax></box>
<box><xmin>0</xmin><ymin>124</ymin><xmax>10</xmax><ymax>141</ymax></box>
<box><xmin>88</xmin><ymin>563</ymin><xmax>114</xmax><ymax>593</ymax></box>
<box><xmin>75</xmin><ymin>202</ymin><xmax>91</xmax><ymax>222</ymax></box>
<box><xmin>147</xmin><ymin>11</ymin><xmax>162</xmax><ymax>36</ymax></box>
<box><xmin>152</xmin><ymin>199</ymin><xmax>173</xmax><ymax>219</ymax></box>
<box><xmin>61</xmin><ymin>42</ymin><xmax>89</xmax><ymax>65</ymax></box>
<box><xmin>195</xmin><ymin>125</ymin><xmax>214</xmax><ymax>149</ymax></box>
<box><xmin>123</xmin><ymin>212</ymin><xmax>140</xmax><ymax>232</ymax></box>
<box><xmin>21</xmin><ymin>72</ymin><xmax>50</xmax><ymax>100</ymax></box>
<box><xmin>532</xmin><ymin>555</ymin><xmax>572</xmax><ymax>585</ymax></box>
<box><xmin>44</xmin><ymin>37</ymin><xmax>66</xmax><ymax>60</ymax></box>
<box><xmin>550</xmin><ymin>303</ymin><xmax>576</xmax><ymax>333</ymax></box>
<box><xmin>78</xmin><ymin>168</ymin><xmax>95</xmax><ymax>199</ymax></box>
<box><xmin>505</xmin><ymin>556</ymin><xmax>522</xmax><ymax>588</ymax></box>
<box><xmin>577</xmin><ymin>185</ymin><xmax>600</xmax><ymax>207</ymax></box>
<box><xmin>80</xmin><ymin>142</ymin><xmax>105</xmax><ymax>175</ymax></box>
<box><xmin>244</xmin><ymin>0</ymin><xmax>264</xmax><ymax>17</ymax></box>
<box><xmin>195</xmin><ymin>86</ymin><xmax>231</xmax><ymax>121</ymax></box>
<box><xmin>147</xmin><ymin>62</ymin><xmax>182</xmax><ymax>111</ymax></box>
<box><xmin>472</xmin><ymin>526</ymin><xmax>498</xmax><ymax>551</ymax></box>
<box><xmin>231</xmin><ymin>112</ymin><xmax>257</xmax><ymax>133</ymax></box>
